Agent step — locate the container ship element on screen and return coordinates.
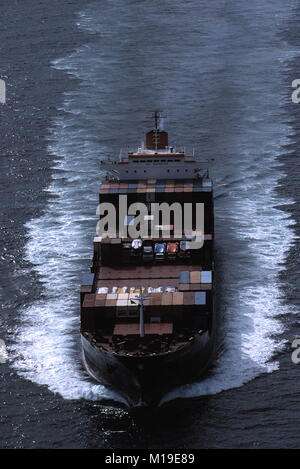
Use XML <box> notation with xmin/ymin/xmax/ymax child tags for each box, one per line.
<box><xmin>80</xmin><ymin>113</ymin><xmax>215</xmax><ymax>406</ymax></box>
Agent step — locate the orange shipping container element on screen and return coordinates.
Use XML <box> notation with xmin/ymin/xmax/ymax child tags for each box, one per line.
<box><xmin>190</xmin><ymin>271</ymin><xmax>201</xmax><ymax>283</ymax></box>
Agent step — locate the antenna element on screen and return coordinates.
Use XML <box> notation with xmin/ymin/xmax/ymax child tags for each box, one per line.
<box><xmin>154</xmin><ymin>110</ymin><xmax>160</xmax><ymax>130</ymax></box>
<box><xmin>152</xmin><ymin>110</ymin><xmax>166</xmax><ymax>130</ymax></box>
<box><xmin>151</xmin><ymin>111</ymin><xmax>166</xmax><ymax>151</ymax></box>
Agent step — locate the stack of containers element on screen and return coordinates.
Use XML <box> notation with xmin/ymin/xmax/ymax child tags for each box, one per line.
<box><xmin>178</xmin><ymin>270</ymin><xmax>212</xmax><ymax>291</ymax></box>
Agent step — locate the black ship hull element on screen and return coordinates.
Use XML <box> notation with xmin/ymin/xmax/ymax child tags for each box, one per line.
<box><xmin>81</xmin><ymin>322</ymin><xmax>216</xmax><ymax>407</ymax></box>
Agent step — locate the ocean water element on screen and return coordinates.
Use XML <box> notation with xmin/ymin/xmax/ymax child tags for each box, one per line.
<box><xmin>1</xmin><ymin>0</ymin><xmax>300</xmax><ymax>448</ymax></box>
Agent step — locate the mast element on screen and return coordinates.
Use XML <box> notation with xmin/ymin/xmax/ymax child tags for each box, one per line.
<box><xmin>139</xmin><ymin>291</ymin><xmax>145</xmax><ymax>338</ymax></box>
<box><xmin>145</xmin><ymin>111</ymin><xmax>168</xmax><ymax>150</ymax></box>
<box><xmin>130</xmin><ymin>289</ymin><xmax>148</xmax><ymax>338</ymax></box>
<box><xmin>154</xmin><ymin>110</ymin><xmax>159</xmax><ymax>130</ymax></box>
<box><xmin>153</xmin><ymin>110</ymin><xmax>161</xmax><ymax>151</ymax></box>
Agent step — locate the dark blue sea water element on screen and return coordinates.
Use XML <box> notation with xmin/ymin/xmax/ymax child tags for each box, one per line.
<box><xmin>0</xmin><ymin>0</ymin><xmax>300</xmax><ymax>448</ymax></box>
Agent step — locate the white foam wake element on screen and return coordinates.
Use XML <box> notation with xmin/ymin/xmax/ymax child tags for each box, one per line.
<box><xmin>161</xmin><ymin>156</ymin><xmax>296</xmax><ymax>404</ymax></box>
<box><xmin>10</xmin><ymin>112</ymin><xmax>126</xmax><ymax>403</ymax></box>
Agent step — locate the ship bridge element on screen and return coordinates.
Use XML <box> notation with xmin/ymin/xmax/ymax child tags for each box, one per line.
<box><xmin>101</xmin><ymin>112</ymin><xmax>212</xmax><ymax>181</ymax></box>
